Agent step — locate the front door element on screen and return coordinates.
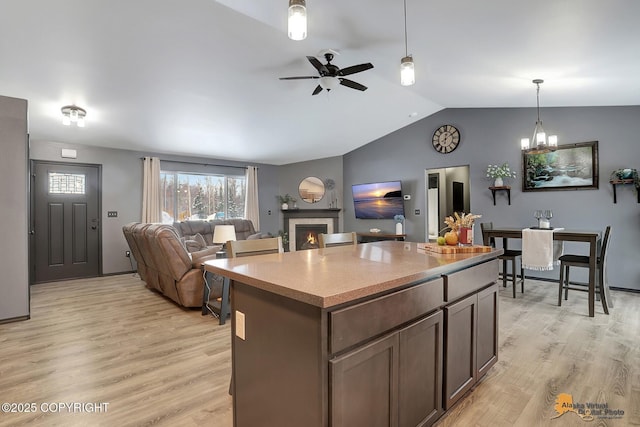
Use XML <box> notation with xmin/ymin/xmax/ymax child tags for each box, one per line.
<box><xmin>31</xmin><ymin>161</ymin><xmax>101</xmax><ymax>283</ymax></box>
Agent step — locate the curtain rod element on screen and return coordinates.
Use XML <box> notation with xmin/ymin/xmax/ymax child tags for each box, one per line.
<box><xmin>141</xmin><ymin>157</ymin><xmax>249</xmax><ymax>169</ymax></box>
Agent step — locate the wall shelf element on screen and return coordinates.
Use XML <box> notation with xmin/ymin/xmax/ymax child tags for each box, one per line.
<box><xmin>488</xmin><ymin>186</ymin><xmax>511</xmax><ymax>205</ymax></box>
<box><xmin>609</xmin><ymin>179</ymin><xmax>639</xmax><ymax>203</ymax></box>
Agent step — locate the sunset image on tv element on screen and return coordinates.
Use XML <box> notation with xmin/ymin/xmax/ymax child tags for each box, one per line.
<box><xmin>352</xmin><ymin>181</ymin><xmax>405</xmax><ymax>219</ymax></box>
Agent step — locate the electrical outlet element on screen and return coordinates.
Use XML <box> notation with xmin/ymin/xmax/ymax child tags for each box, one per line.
<box><xmin>125</xmin><ymin>250</ymin><xmax>131</xmax><ymax>258</ymax></box>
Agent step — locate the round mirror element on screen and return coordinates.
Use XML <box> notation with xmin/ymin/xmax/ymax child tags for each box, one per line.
<box><xmin>298</xmin><ymin>177</ymin><xmax>325</xmax><ymax>203</ymax></box>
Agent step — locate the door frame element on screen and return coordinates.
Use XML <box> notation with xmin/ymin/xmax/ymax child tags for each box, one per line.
<box><xmin>29</xmin><ymin>160</ymin><xmax>103</xmax><ymax>284</ymax></box>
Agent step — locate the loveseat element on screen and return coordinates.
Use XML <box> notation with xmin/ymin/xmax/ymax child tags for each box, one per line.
<box><xmin>123</xmin><ymin>222</ymin><xmax>221</xmax><ymax>308</ymax></box>
<box><xmin>172</xmin><ymin>219</ymin><xmax>269</xmax><ymax>251</ymax></box>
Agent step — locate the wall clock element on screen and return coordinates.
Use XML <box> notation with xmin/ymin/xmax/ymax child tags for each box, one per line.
<box><xmin>432</xmin><ymin>125</ymin><xmax>460</xmax><ymax>154</ymax></box>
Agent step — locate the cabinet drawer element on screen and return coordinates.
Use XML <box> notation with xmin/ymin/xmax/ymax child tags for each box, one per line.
<box><xmin>330</xmin><ymin>278</ymin><xmax>443</xmax><ymax>354</ymax></box>
<box><xmin>443</xmin><ymin>260</ymin><xmax>498</xmax><ymax>303</ymax></box>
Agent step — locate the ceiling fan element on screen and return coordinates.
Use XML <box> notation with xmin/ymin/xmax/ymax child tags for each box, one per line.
<box><xmin>279</xmin><ymin>49</ymin><xmax>374</xmax><ymax>95</ymax></box>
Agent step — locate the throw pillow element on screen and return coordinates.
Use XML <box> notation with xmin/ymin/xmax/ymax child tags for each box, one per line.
<box><xmin>193</xmin><ymin>233</ymin><xmax>207</xmax><ymax>248</ymax></box>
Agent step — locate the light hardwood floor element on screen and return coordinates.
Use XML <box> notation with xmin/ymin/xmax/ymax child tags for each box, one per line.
<box><xmin>1</xmin><ymin>274</ymin><xmax>639</xmax><ymax>426</ymax></box>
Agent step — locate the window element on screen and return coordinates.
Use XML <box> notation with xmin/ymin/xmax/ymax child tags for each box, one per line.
<box><xmin>49</xmin><ymin>172</ymin><xmax>85</xmax><ymax>194</ymax></box>
<box><xmin>160</xmin><ymin>171</ymin><xmax>246</xmax><ymax>224</ymax></box>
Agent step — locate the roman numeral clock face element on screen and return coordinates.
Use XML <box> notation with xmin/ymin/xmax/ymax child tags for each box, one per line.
<box><xmin>432</xmin><ymin>125</ymin><xmax>460</xmax><ymax>154</ymax></box>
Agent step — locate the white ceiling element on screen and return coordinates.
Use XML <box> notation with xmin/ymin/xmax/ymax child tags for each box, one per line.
<box><xmin>1</xmin><ymin>0</ymin><xmax>639</xmax><ymax>165</ymax></box>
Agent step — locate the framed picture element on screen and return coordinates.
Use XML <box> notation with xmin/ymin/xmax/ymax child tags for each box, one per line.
<box><xmin>522</xmin><ymin>141</ymin><xmax>599</xmax><ymax>191</ymax></box>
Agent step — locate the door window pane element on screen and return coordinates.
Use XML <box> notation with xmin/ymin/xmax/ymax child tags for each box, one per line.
<box><xmin>49</xmin><ymin>172</ymin><xmax>85</xmax><ymax>194</ymax></box>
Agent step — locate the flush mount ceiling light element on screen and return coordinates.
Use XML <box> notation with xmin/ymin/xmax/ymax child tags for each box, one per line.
<box><xmin>521</xmin><ymin>79</ymin><xmax>557</xmax><ymax>153</ymax></box>
<box><xmin>400</xmin><ymin>0</ymin><xmax>415</xmax><ymax>86</ymax></box>
<box><xmin>61</xmin><ymin>105</ymin><xmax>86</xmax><ymax>127</ymax></box>
<box><xmin>288</xmin><ymin>0</ymin><xmax>307</xmax><ymax>41</ymax></box>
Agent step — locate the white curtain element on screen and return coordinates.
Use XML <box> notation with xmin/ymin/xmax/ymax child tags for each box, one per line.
<box><xmin>142</xmin><ymin>157</ymin><xmax>161</xmax><ymax>223</ymax></box>
<box><xmin>244</xmin><ymin>166</ymin><xmax>260</xmax><ymax>230</ymax></box>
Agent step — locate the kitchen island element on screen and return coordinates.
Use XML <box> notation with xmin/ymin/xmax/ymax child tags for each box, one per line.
<box><xmin>205</xmin><ymin>241</ymin><xmax>502</xmax><ymax>427</ymax></box>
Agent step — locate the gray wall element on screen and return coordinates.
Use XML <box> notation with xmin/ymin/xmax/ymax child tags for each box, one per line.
<box><xmin>30</xmin><ymin>141</ymin><xmax>279</xmax><ymax>275</ymax></box>
<box><xmin>343</xmin><ymin>106</ymin><xmax>640</xmax><ymax>290</ymax></box>
<box><xmin>0</xmin><ymin>95</ymin><xmax>29</xmax><ymax>321</ymax></box>
<box><xmin>277</xmin><ymin>156</ymin><xmax>344</xmax><ymax>231</ymax></box>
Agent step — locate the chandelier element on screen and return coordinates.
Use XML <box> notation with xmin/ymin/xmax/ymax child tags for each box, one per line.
<box><xmin>521</xmin><ymin>79</ymin><xmax>557</xmax><ymax>153</ymax></box>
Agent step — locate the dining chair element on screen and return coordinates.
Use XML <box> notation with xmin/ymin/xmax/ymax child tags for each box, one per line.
<box><xmin>318</xmin><ymin>232</ymin><xmax>358</xmax><ymax>248</ymax></box>
<box><xmin>227</xmin><ymin>236</ymin><xmax>284</xmax><ymax>258</ymax></box>
<box><xmin>557</xmin><ymin>226</ymin><xmax>611</xmax><ymax>314</ymax></box>
<box><xmin>480</xmin><ymin>222</ymin><xmax>524</xmax><ymax>298</ymax></box>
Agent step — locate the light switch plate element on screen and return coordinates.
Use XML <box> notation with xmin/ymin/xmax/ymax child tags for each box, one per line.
<box><xmin>235</xmin><ymin>311</ymin><xmax>246</xmax><ymax>340</ymax></box>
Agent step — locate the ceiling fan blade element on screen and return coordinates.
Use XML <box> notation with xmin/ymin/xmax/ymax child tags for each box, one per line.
<box><xmin>307</xmin><ymin>56</ymin><xmax>328</xmax><ymax>75</ymax></box>
<box><xmin>339</xmin><ymin>78</ymin><xmax>367</xmax><ymax>91</ymax></box>
<box><xmin>312</xmin><ymin>85</ymin><xmax>323</xmax><ymax>95</ymax></box>
<box><xmin>339</xmin><ymin>63</ymin><xmax>374</xmax><ymax>76</ymax></box>
<box><xmin>279</xmin><ymin>76</ymin><xmax>320</xmax><ymax>80</ymax></box>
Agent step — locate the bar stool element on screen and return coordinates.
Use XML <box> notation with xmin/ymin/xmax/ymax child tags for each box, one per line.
<box><xmin>481</xmin><ymin>222</ymin><xmax>524</xmax><ymax>298</ymax></box>
<box><xmin>558</xmin><ymin>226</ymin><xmax>611</xmax><ymax>314</ymax></box>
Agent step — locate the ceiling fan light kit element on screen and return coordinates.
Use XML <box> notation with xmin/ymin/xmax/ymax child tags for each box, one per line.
<box><xmin>61</xmin><ymin>105</ymin><xmax>86</xmax><ymax>127</ymax></box>
<box><xmin>521</xmin><ymin>79</ymin><xmax>557</xmax><ymax>153</ymax></box>
<box><xmin>288</xmin><ymin>0</ymin><xmax>307</xmax><ymax>41</ymax></box>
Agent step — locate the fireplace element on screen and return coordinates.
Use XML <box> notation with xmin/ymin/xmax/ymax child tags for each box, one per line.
<box><xmin>295</xmin><ymin>224</ymin><xmax>327</xmax><ymax>251</ymax></box>
<box><xmin>282</xmin><ymin>209</ymin><xmax>340</xmax><ymax>252</ymax></box>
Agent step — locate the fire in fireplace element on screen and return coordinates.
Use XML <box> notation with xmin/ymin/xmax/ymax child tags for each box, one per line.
<box><xmin>295</xmin><ymin>224</ymin><xmax>328</xmax><ymax>251</ymax></box>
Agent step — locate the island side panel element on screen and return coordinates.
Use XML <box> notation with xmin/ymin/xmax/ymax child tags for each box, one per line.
<box><xmin>232</xmin><ymin>281</ymin><xmax>327</xmax><ymax>427</ymax></box>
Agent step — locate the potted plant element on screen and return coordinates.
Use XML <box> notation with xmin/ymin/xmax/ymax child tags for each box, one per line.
<box><xmin>486</xmin><ymin>162</ymin><xmax>516</xmax><ymax>187</ymax></box>
<box><xmin>277</xmin><ymin>194</ymin><xmax>297</xmax><ymax>210</ymax></box>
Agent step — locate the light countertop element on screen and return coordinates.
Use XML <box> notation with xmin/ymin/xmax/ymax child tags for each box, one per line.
<box><xmin>204</xmin><ymin>241</ymin><xmax>502</xmax><ymax>308</ymax></box>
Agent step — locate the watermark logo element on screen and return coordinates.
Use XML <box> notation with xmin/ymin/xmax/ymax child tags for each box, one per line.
<box><xmin>551</xmin><ymin>393</ymin><xmax>624</xmax><ymax>421</ymax></box>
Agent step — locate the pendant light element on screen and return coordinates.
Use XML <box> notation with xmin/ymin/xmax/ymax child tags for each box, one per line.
<box><xmin>61</xmin><ymin>105</ymin><xmax>87</xmax><ymax>127</ymax></box>
<box><xmin>521</xmin><ymin>79</ymin><xmax>557</xmax><ymax>153</ymax></box>
<box><xmin>400</xmin><ymin>0</ymin><xmax>415</xmax><ymax>86</ymax></box>
<box><xmin>288</xmin><ymin>0</ymin><xmax>307</xmax><ymax>41</ymax></box>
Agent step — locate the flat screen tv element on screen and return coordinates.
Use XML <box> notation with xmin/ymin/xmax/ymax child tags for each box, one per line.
<box><xmin>352</xmin><ymin>181</ymin><xmax>405</xmax><ymax>219</ymax></box>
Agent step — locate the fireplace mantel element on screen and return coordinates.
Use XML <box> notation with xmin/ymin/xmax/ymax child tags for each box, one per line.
<box><xmin>283</xmin><ymin>209</ymin><xmax>340</xmax><ymax>251</ymax></box>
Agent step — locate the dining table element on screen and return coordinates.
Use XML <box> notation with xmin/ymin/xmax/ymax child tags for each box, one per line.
<box><xmin>482</xmin><ymin>227</ymin><xmax>611</xmax><ymax>317</ymax></box>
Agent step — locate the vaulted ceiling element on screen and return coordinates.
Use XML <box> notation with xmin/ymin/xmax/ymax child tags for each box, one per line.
<box><xmin>2</xmin><ymin>0</ymin><xmax>639</xmax><ymax>165</ymax></box>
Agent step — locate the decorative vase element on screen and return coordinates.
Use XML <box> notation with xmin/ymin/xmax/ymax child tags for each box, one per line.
<box><xmin>281</xmin><ymin>203</ymin><xmax>288</xmax><ymax>210</ymax></box>
<box><xmin>395</xmin><ymin>222</ymin><xmax>403</xmax><ymax>235</ymax></box>
<box><xmin>494</xmin><ymin>177</ymin><xmax>504</xmax><ymax>187</ymax></box>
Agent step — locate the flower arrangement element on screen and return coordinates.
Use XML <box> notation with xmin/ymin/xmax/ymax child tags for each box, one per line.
<box><xmin>443</xmin><ymin>212</ymin><xmax>482</xmax><ymax>233</ymax></box>
<box><xmin>486</xmin><ymin>162</ymin><xmax>517</xmax><ymax>179</ymax></box>
<box><xmin>394</xmin><ymin>214</ymin><xmax>405</xmax><ymax>223</ymax></box>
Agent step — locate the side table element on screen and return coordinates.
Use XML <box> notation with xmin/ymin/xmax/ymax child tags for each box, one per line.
<box><xmin>202</xmin><ymin>250</ymin><xmax>231</xmax><ymax>325</ymax></box>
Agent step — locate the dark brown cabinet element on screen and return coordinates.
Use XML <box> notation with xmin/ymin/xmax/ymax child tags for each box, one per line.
<box><xmin>443</xmin><ymin>282</ymin><xmax>498</xmax><ymax>409</ymax></box>
<box><xmin>331</xmin><ymin>310</ymin><xmax>444</xmax><ymax>427</ymax></box>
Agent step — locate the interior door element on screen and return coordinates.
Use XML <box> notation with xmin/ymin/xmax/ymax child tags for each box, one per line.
<box><xmin>31</xmin><ymin>161</ymin><xmax>101</xmax><ymax>283</ymax></box>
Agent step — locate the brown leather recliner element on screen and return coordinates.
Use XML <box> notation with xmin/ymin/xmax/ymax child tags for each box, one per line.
<box><xmin>123</xmin><ymin>223</ymin><xmax>220</xmax><ymax>307</ymax></box>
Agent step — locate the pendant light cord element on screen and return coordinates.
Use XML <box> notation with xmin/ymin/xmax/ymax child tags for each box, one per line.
<box><xmin>403</xmin><ymin>0</ymin><xmax>408</xmax><ymax>57</ymax></box>
<box><xmin>536</xmin><ymin>81</ymin><xmax>541</xmax><ymax>122</ymax></box>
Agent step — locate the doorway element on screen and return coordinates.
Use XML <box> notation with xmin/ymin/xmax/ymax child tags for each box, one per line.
<box><xmin>31</xmin><ymin>161</ymin><xmax>102</xmax><ymax>283</ymax></box>
<box><xmin>424</xmin><ymin>165</ymin><xmax>470</xmax><ymax>241</ymax></box>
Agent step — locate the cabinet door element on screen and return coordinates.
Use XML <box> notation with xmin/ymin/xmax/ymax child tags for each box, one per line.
<box><xmin>331</xmin><ymin>333</ymin><xmax>399</xmax><ymax>427</ymax></box>
<box><xmin>476</xmin><ymin>283</ymin><xmax>498</xmax><ymax>379</ymax></box>
<box><xmin>399</xmin><ymin>311</ymin><xmax>443</xmax><ymax>427</ymax></box>
<box><xmin>443</xmin><ymin>293</ymin><xmax>476</xmax><ymax>409</ymax></box>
